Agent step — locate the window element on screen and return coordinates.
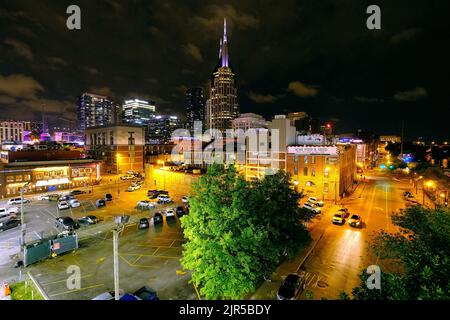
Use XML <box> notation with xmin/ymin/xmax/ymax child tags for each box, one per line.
<box><xmin>294</xmin><ymin>155</ymin><xmax>299</xmax><ymax>174</ymax></box>
<box><xmin>303</xmin><ymin>167</ymin><xmax>308</xmax><ymax>176</ymax></box>
<box><xmin>311</xmin><ymin>156</ymin><xmax>316</xmax><ymax>164</ymax></box>
<box><xmin>110</xmin><ymin>131</ymin><xmax>114</xmax><ymax>145</ymax></box>
<box><xmin>15</xmin><ymin>175</ymin><xmax>23</xmax><ymax>182</ymax></box>
<box><xmin>324</xmin><ymin>168</ymin><xmax>329</xmax><ymax>178</ymax></box>
<box><xmin>304</xmin><ymin>156</ymin><xmax>308</xmax><ymax>164</ymax></box>
<box><xmin>128</xmin><ymin>132</ymin><xmax>135</xmax><ymax>145</ymax></box>
<box><xmin>6</xmin><ymin>176</ymin><xmax>14</xmax><ymax>183</ymax></box>
<box><xmin>311</xmin><ymin>167</ymin><xmax>316</xmax><ymax>177</ymax></box>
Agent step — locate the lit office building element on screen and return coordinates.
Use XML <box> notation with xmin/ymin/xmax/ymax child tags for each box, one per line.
<box><xmin>147</xmin><ymin>115</ymin><xmax>181</xmax><ymax>144</ymax></box>
<box><xmin>185</xmin><ymin>88</ymin><xmax>204</xmax><ymax>132</ymax></box>
<box><xmin>77</xmin><ymin>93</ymin><xmax>120</xmax><ymax>132</ymax></box>
<box><xmin>123</xmin><ymin>99</ymin><xmax>156</xmax><ymax>125</ymax></box>
<box><xmin>205</xmin><ymin>19</ymin><xmax>239</xmax><ymax>132</ymax></box>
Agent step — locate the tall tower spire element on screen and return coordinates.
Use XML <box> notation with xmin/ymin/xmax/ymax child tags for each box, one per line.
<box><xmin>223</xmin><ymin>18</ymin><xmax>227</xmax><ymax>43</ymax></box>
<box><xmin>220</xmin><ymin>18</ymin><xmax>229</xmax><ymax>67</ymax></box>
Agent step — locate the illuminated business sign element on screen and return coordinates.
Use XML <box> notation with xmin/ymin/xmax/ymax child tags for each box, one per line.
<box><xmin>287</xmin><ymin>146</ymin><xmax>338</xmax><ymax>155</ymax></box>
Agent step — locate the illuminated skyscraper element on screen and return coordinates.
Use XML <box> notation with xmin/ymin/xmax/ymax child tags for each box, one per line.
<box><xmin>77</xmin><ymin>93</ymin><xmax>119</xmax><ymax>132</ymax></box>
<box><xmin>205</xmin><ymin>18</ymin><xmax>239</xmax><ymax>131</ymax></box>
<box><xmin>185</xmin><ymin>88</ymin><xmax>204</xmax><ymax>133</ymax></box>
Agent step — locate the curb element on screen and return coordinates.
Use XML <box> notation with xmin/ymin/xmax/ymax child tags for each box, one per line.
<box><xmin>296</xmin><ymin>231</ymin><xmax>325</xmax><ymax>272</ymax></box>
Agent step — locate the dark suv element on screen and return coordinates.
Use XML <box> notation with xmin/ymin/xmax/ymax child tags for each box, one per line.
<box><xmin>55</xmin><ymin>217</ymin><xmax>79</xmax><ymax>231</ymax></box>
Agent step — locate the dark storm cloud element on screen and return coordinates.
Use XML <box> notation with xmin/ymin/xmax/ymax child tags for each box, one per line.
<box><xmin>0</xmin><ymin>0</ymin><xmax>449</xmax><ymax>139</ymax></box>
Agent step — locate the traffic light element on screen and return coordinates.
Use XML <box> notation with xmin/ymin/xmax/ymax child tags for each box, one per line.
<box><xmin>389</xmin><ymin>164</ymin><xmax>395</xmax><ymax>170</ymax></box>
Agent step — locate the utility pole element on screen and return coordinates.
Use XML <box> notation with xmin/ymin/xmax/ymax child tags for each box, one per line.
<box><xmin>113</xmin><ymin>229</ymin><xmax>120</xmax><ymax>301</ymax></box>
<box><xmin>20</xmin><ymin>187</ymin><xmax>26</xmax><ymax>246</ymax></box>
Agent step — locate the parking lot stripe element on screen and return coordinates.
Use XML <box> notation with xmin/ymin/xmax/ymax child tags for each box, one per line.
<box><xmin>49</xmin><ymin>283</ymin><xmax>104</xmax><ymax>298</ymax></box>
<box><xmin>41</xmin><ymin>274</ymin><xmax>92</xmax><ymax>286</ymax></box>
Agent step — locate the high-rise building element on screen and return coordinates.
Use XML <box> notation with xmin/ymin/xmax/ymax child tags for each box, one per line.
<box><xmin>147</xmin><ymin>115</ymin><xmax>182</xmax><ymax>144</ymax></box>
<box><xmin>185</xmin><ymin>88</ymin><xmax>204</xmax><ymax>132</ymax></box>
<box><xmin>77</xmin><ymin>93</ymin><xmax>119</xmax><ymax>132</ymax></box>
<box><xmin>123</xmin><ymin>99</ymin><xmax>156</xmax><ymax>125</ymax></box>
<box><xmin>205</xmin><ymin>19</ymin><xmax>239</xmax><ymax>132</ymax></box>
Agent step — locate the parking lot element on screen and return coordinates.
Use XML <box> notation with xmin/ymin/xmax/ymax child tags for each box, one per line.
<box><xmin>0</xmin><ymin>177</ymin><xmax>196</xmax><ymax>300</ymax></box>
<box><xmin>27</xmin><ymin>212</ymin><xmax>196</xmax><ymax>300</ymax></box>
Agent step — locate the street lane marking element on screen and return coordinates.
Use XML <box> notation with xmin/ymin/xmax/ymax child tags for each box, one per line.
<box><xmin>41</xmin><ymin>274</ymin><xmax>92</xmax><ymax>286</ymax></box>
<box><xmin>49</xmin><ymin>283</ymin><xmax>104</xmax><ymax>297</ymax></box>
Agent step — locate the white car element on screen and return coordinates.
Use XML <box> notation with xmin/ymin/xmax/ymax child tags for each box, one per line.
<box><xmin>38</xmin><ymin>195</ymin><xmax>50</xmax><ymax>201</ymax></box>
<box><xmin>307</xmin><ymin>197</ymin><xmax>324</xmax><ymax>207</ymax></box>
<box><xmin>69</xmin><ymin>199</ymin><xmax>81</xmax><ymax>208</ymax></box>
<box><xmin>182</xmin><ymin>196</ymin><xmax>189</xmax><ymax>203</ymax></box>
<box><xmin>127</xmin><ymin>184</ymin><xmax>141</xmax><ymax>192</ymax></box>
<box><xmin>157</xmin><ymin>195</ymin><xmax>172</xmax><ymax>203</ymax></box>
<box><xmin>136</xmin><ymin>200</ymin><xmax>157</xmax><ymax>209</ymax></box>
<box><xmin>120</xmin><ymin>175</ymin><xmax>135</xmax><ymax>180</ymax></box>
<box><xmin>8</xmin><ymin>198</ymin><xmax>31</xmax><ymax>205</ymax></box>
<box><xmin>0</xmin><ymin>207</ymin><xmax>19</xmax><ymax>217</ymax></box>
<box><xmin>58</xmin><ymin>201</ymin><xmax>70</xmax><ymax>210</ymax></box>
<box><xmin>165</xmin><ymin>208</ymin><xmax>175</xmax><ymax>217</ymax></box>
<box><xmin>302</xmin><ymin>202</ymin><xmax>321</xmax><ymax>214</ymax></box>
<box><xmin>5</xmin><ymin>207</ymin><xmax>19</xmax><ymax>215</ymax></box>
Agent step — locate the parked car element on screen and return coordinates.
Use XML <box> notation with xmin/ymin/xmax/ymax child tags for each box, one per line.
<box><xmin>157</xmin><ymin>194</ymin><xmax>172</xmax><ymax>204</ymax></box>
<box><xmin>332</xmin><ymin>212</ymin><xmax>346</xmax><ymax>225</ymax></box>
<box><xmin>136</xmin><ymin>200</ymin><xmax>156</xmax><ymax>209</ymax></box>
<box><xmin>78</xmin><ymin>215</ymin><xmax>98</xmax><ymax>225</ymax></box>
<box><xmin>153</xmin><ymin>212</ymin><xmax>163</xmax><ymax>225</ymax></box>
<box><xmin>57</xmin><ymin>201</ymin><xmax>70</xmax><ymax>210</ymax></box>
<box><xmin>176</xmin><ymin>206</ymin><xmax>185</xmax><ymax>217</ymax></box>
<box><xmin>120</xmin><ymin>175</ymin><xmax>134</xmax><ymax>180</ymax></box>
<box><xmin>59</xmin><ymin>195</ymin><xmax>75</xmax><ymax>201</ymax></box>
<box><xmin>48</xmin><ymin>194</ymin><xmax>61</xmax><ymax>202</ymax></box>
<box><xmin>147</xmin><ymin>190</ymin><xmax>158</xmax><ymax>196</ymax></box>
<box><xmin>348</xmin><ymin>214</ymin><xmax>362</xmax><ymax>228</ymax></box>
<box><xmin>55</xmin><ymin>217</ymin><xmax>79</xmax><ymax>231</ymax></box>
<box><xmin>70</xmin><ymin>190</ymin><xmax>86</xmax><ymax>196</ymax></box>
<box><xmin>181</xmin><ymin>196</ymin><xmax>189</xmax><ymax>203</ymax></box>
<box><xmin>69</xmin><ymin>199</ymin><xmax>81</xmax><ymax>208</ymax></box>
<box><xmin>337</xmin><ymin>208</ymin><xmax>349</xmax><ymax>218</ymax></box>
<box><xmin>0</xmin><ymin>219</ymin><xmax>21</xmax><ymax>232</ymax></box>
<box><xmin>0</xmin><ymin>207</ymin><xmax>19</xmax><ymax>215</ymax></box>
<box><xmin>276</xmin><ymin>273</ymin><xmax>306</xmax><ymax>300</ymax></box>
<box><xmin>105</xmin><ymin>194</ymin><xmax>113</xmax><ymax>201</ymax></box>
<box><xmin>165</xmin><ymin>208</ymin><xmax>175</xmax><ymax>218</ymax></box>
<box><xmin>37</xmin><ymin>195</ymin><xmax>50</xmax><ymax>201</ymax></box>
<box><xmin>133</xmin><ymin>286</ymin><xmax>159</xmax><ymax>300</ymax></box>
<box><xmin>8</xmin><ymin>198</ymin><xmax>31</xmax><ymax>205</ymax></box>
<box><xmin>307</xmin><ymin>197</ymin><xmax>324</xmax><ymax>207</ymax></box>
<box><xmin>127</xmin><ymin>184</ymin><xmax>141</xmax><ymax>192</ymax></box>
<box><xmin>302</xmin><ymin>202</ymin><xmax>321</xmax><ymax>214</ymax></box>
<box><xmin>96</xmin><ymin>199</ymin><xmax>106</xmax><ymax>208</ymax></box>
<box><xmin>92</xmin><ymin>289</ymin><xmax>125</xmax><ymax>300</ymax></box>
<box><xmin>138</xmin><ymin>218</ymin><xmax>150</xmax><ymax>230</ymax></box>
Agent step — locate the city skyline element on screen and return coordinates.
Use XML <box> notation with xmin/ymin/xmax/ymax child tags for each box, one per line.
<box><xmin>0</xmin><ymin>1</ymin><xmax>449</xmax><ymax>140</ymax></box>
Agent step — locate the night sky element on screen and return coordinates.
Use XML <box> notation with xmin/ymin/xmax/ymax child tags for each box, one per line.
<box><xmin>0</xmin><ymin>0</ymin><xmax>449</xmax><ymax>140</ymax></box>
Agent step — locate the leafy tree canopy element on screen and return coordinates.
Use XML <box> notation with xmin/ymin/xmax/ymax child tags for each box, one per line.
<box><xmin>181</xmin><ymin>164</ymin><xmax>310</xmax><ymax>299</ymax></box>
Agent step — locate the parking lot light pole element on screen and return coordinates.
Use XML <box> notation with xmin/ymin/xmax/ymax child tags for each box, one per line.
<box><xmin>19</xmin><ymin>182</ymin><xmax>30</xmax><ymax>247</ymax></box>
<box><xmin>20</xmin><ymin>187</ymin><xmax>25</xmax><ymax>246</ymax></box>
<box><xmin>113</xmin><ymin>229</ymin><xmax>120</xmax><ymax>301</ymax></box>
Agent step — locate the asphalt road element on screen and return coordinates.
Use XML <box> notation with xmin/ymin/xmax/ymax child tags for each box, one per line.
<box><xmin>298</xmin><ymin>170</ymin><xmax>407</xmax><ymax>299</ymax></box>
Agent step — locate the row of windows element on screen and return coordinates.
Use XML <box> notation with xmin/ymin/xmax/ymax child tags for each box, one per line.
<box><xmin>294</xmin><ymin>166</ymin><xmax>331</xmax><ymax>178</ymax></box>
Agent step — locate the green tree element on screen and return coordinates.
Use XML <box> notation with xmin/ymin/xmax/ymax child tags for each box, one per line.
<box><xmin>351</xmin><ymin>206</ymin><xmax>450</xmax><ymax>300</ymax></box>
<box><xmin>180</xmin><ymin>164</ymin><xmax>310</xmax><ymax>299</ymax></box>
